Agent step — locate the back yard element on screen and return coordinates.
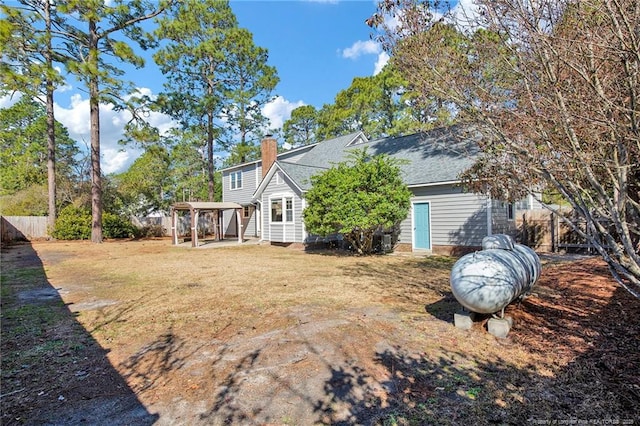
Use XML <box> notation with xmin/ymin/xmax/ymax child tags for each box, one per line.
<box><xmin>1</xmin><ymin>240</ymin><xmax>638</xmax><ymax>425</ymax></box>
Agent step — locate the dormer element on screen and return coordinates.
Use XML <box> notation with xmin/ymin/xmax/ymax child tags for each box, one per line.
<box><xmin>346</xmin><ymin>132</ymin><xmax>368</xmax><ymax>147</ymax></box>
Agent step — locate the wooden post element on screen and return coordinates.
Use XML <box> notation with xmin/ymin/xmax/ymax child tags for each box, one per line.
<box><xmin>213</xmin><ymin>210</ymin><xmax>219</xmax><ymax>240</ymax></box>
<box><xmin>551</xmin><ymin>212</ymin><xmax>557</xmax><ymax>253</ymax></box>
<box><xmin>171</xmin><ymin>207</ymin><xmax>178</xmax><ymax>245</ymax></box>
<box><xmin>236</xmin><ymin>208</ymin><xmax>243</xmax><ymax>243</ymax></box>
<box><xmin>194</xmin><ymin>209</ymin><xmax>201</xmax><ymax>247</ymax></box>
<box><xmin>190</xmin><ymin>207</ymin><xmax>197</xmax><ymax>248</ymax></box>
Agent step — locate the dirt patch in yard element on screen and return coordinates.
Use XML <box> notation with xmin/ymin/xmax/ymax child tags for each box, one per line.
<box><xmin>1</xmin><ymin>240</ymin><xmax>639</xmax><ymax>425</ymax></box>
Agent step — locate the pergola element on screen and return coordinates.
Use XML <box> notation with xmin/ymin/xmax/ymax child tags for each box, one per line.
<box><xmin>171</xmin><ymin>202</ymin><xmax>244</xmax><ymax>247</ymax></box>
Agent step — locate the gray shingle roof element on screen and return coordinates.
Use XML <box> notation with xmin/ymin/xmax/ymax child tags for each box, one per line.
<box><xmin>277</xmin><ymin>161</ymin><xmax>328</xmax><ymax>191</ymax></box>
<box><xmin>285</xmin><ymin>125</ymin><xmax>480</xmax><ymax>188</ymax></box>
<box><xmin>292</xmin><ymin>132</ymin><xmax>365</xmax><ymax>169</ymax></box>
<box><xmin>363</xmin><ymin>126</ymin><xmax>481</xmax><ymax>186</ymax></box>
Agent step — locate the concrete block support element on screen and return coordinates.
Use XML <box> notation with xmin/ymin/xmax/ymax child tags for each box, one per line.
<box><xmin>487</xmin><ymin>316</ymin><xmax>514</xmax><ymax>338</ymax></box>
<box><xmin>454</xmin><ymin>311</ymin><xmax>476</xmax><ymax>330</ymax></box>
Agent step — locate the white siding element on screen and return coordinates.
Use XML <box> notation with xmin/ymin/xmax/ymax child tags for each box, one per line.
<box><xmin>260</xmin><ymin>170</ymin><xmax>304</xmax><ymax>243</ymax></box>
<box><xmin>399</xmin><ymin>184</ymin><xmax>488</xmax><ymax>248</ymax></box>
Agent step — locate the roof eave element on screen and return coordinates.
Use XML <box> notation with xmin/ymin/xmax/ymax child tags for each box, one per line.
<box><xmin>251</xmin><ymin>162</ymin><xmax>305</xmax><ymax>203</ymax></box>
<box><xmin>406</xmin><ymin>180</ymin><xmax>463</xmax><ymax>188</ymax></box>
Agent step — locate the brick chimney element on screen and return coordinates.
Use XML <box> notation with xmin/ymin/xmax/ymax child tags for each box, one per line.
<box><xmin>261</xmin><ymin>135</ymin><xmax>277</xmax><ymax>178</ymax></box>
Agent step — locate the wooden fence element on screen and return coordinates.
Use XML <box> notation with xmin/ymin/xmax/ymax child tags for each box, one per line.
<box><xmin>1</xmin><ymin>214</ymin><xmax>217</xmax><ymax>242</ymax></box>
<box><xmin>516</xmin><ymin>209</ymin><xmax>602</xmax><ymax>253</ymax></box>
<box><xmin>1</xmin><ymin>216</ymin><xmax>49</xmax><ymax>242</ymax></box>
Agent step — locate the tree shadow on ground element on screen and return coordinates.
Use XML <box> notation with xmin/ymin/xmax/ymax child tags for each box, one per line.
<box><xmin>63</xmin><ymin>249</ymin><xmax>639</xmax><ymax>424</ymax></box>
<box><xmin>315</xmin><ymin>257</ymin><xmax>640</xmax><ymax>424</ymax></box>
<box><xmin>199</xmin><ymin>347</ymin><xmax>263</xmax><ymax>424</ymax></box>
<box><xmin>119</xmin><ymin>327</ymin><xmax>197</xmax><ymax>393</ymax></box>
<box><xmin>0</xmin><ymin>242</ymin><xmax>159</xmax><ymax>426</ymax></box>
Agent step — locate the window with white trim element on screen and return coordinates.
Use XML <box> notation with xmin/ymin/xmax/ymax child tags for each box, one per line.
<box><xmin>270</xmin><ymin>196</ymin><xmax>294</xmax><ymax>223</ymax></box>
<box><xmin>271</xmin><ymin>199</ymin><xmax>283</xmax><ymax>222</ymax></box>
<box><xmin>275</xmin><ymin>171</ymin><xmax>283</xmax><ymax>185</ymax></box>
<box><xmin>285</xmin><ymin>197</ymin><xmax>293</xmax><ymax>222</ymax></box>
<box><xmin>243</xmin><ymin>206</ymin><xmax>251</xmax><ymax>218</ymax></box>
<box><xmin>230</xmin><ymin>171</ymin><xmax>242</xmax><ymax>190</ymax></box>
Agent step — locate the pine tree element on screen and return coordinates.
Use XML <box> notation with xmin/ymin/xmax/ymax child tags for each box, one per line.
<box><xmin>154</xmin><ymin>0</ymin><xmax>278</xmax><ymax>200</ymax></box>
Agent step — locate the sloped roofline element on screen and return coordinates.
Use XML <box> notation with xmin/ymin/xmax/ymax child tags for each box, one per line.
<box><xmin>251</xmin><ymin>161</ymin><xmax>305</xmax><ymax>203</ymax></box>
<box><xmin>219</xmin><ymin>141</ymin><xmax>320</xmax><ymax>173</ymax></box>
<box><xmin>406</xmin><ymin>180</ymin><xmax>462</xmax><ymax>188</ymax></box>
<box><xmin>250</xmin><ymin>132</ymin><xmax>367</xmax><ymax>202</ymax></box>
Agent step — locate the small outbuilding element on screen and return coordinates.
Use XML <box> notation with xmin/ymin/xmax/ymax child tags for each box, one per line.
<box><xmin>170</xmin><ymin>202</ymin><xmax>244</xmax><ymax>247</ymax></box>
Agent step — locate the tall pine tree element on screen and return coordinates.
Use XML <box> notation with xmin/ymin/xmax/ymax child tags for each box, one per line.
<box><xmin>57</xmin><ymin>0</ymin><xmax>166</xmax><ymax>242</ymax></box>
<box><xmin>1</xmin><ymin>0</ymin><xmax>66</xmax><ymax>229</ymax></box>
<box><xmin>154</xmin><ymin>0</ymin><xmax>278</xmax><ymax>200</ymax></box>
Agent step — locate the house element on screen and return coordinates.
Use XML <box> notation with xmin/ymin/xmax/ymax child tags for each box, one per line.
<box><xmin>221</xmin><ymin>125</ymin><xmax>519</xmax><ymax>254</ymax></box>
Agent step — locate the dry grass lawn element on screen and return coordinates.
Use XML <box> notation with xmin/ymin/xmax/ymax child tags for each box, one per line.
<box><xmin>1</xmin><ymin>239</ymin><xmax>638</xmax><ymax>425</ymax></box>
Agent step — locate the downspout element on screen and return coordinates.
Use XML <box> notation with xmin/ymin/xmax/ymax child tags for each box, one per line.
<box><xmin>301</xmin><ymin>197</ymin><xmax>307</xmax><ymax>242</ymax></box>
<box><xmin>256</xmin><ymin>202</ymin><xmax>262</xmax><ymax>239</ymax></box>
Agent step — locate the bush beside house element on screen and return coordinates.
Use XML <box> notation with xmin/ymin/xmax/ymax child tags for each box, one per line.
<box><xmin>303</xmin><ymin>149</ymin><xmax>411</xmax><ymax>255</ymax></box>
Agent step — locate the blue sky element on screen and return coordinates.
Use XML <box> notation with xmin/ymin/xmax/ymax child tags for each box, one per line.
<box><xmin>233</xmin><ymin>0</ymin><xmax>385</xmax><ymax>109</ymax></box>
<box><xmin>117</xmin><ymin>1</ymin><xmax>386</xmax><ymax>113</ymax></box>
<box><xmin>2</xmin><ymin>0</ymin><xmax>473</xmax><ymax>174</ymax></box>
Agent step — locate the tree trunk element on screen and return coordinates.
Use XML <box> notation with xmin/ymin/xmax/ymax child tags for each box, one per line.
<box><xmin>89</xmin><ymin>20</ymin><xmax>102</xmax><ymax>243</ymax></box>
<box><xmin>46</xmin><ymin>87</ymin><xmax>56</xmax><ymax>233</ymax></box>
<box><xmin>44</xmin><ymin>0</ymin><xmax>56</xmax><ymax>234</ymax></box>
<box><xmin>206</xmin><ymin>111</ymin><xmax>215</xmax><ymax>202</ymax></box>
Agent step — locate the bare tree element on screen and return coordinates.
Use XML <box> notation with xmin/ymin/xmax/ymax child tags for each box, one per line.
<box><xmin>370</xmin><ymin>0</ymin><xmax>640</xmax><ymax>296</ymax></box>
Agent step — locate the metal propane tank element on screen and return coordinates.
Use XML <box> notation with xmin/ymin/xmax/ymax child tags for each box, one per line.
<box><xmin>450</xmin><ymin>234</ymin><xmax>541</xmax><ymax>315</ymax></box>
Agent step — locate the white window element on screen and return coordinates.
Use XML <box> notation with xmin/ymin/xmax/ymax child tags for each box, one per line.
<box><xmin>285</xmin><ymin>197</ymin><xmax>293</xmax><ymax>222</ymax></box>
<box><xmin>271</xmin><ymin>199</ymin><xmax>283</xmax><ymax>222</ymax></box>
<box><xmin>270</xmin><ymin>196</ymin><xmax>294</xmax><ymax>223</ymax></box>
<box><xmin>275</xmin><ymin>171</ymin><xmax>283</xmax><ymax>185</ymax></box>
<box><xmin>230</xmin><ymin>171</ymin><xmax>242</xmax><ymax>190</ymax></box>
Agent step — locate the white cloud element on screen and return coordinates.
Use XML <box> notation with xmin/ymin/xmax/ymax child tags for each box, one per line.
<box><xmin>341</xmin><ymin>40</ymin><xmax>380</xmax><ymax>59</ymax></box>
<box><xmin>0</xmin><ymin>92</ymin><xmax>22</xmax><ymax>109</ymax></box>
<box><xmin>342</xmin><ymin>39</ymin><xmax>389</xmax><ymax>76</ymax></box>
<box><xmin>102</xmin><ymin>147</ymin><xmax>139</xmax><ymax>175</ymax></box>
<box><xmin>54</xmin><ymin>89</ymin><xmax>177</xmax><ymax>174</ymax></box>
<box><xmin>262</xmin><ymin>96</ymin><xmax>305</xmax><ymax>131</ymax></box>
<box><xmin>373</xmin><ymin>51</ymin><xmax>390</xmax><ymax>75</ymax></box>
<box><xmin>52</xmin><ymin>67</ymin><xmax>74</xmax><ymax>93</ymax></box>
<box><xmin>448</xmin><ymin>0</ymin><xmax>483</xmax><ymax>30</ymax></box>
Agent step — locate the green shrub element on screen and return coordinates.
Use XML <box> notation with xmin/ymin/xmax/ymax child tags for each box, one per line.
<box><xmin>52</xmin><ymin>205</ymin><xmax>90</xmax><ymax>240</ymax></box>
<box><xmin>52</xmin><ymin>206</ymin><xmax>136</xmax><ymax>240</ymax></box>
<box><xmin>303</xmin><ymin>149</ymin><xmax>411</xmax><ymax>255</ymax></box>
<box><xmin>102</xmin><ymin>213</ymin><xmax>136</xmax><ymax>239</ymax></box>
